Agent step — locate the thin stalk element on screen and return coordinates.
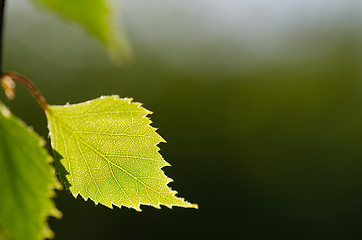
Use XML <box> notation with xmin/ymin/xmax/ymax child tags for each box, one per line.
<box><xmin>0</xmin><ymin>0</ymin><xmax>6</xmax><ymax>74</ymax></box>
<box><xmin>0</xmin><ymin>2</ymin><xmax>49</xmax><ymax>113</ymax></box>
<box><xmin>1</xmin><ymin>72</ymin><xmax>49</xmax><ymax>111</ymax></box>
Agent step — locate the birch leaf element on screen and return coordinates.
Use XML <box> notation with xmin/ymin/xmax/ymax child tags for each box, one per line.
<box><xmin>31</xmin><ymin>0</ymin><xmax>131</xmax><ymax>62</ymax></box>
<box><xmin>46</xmin><ymin>96</ymin><xmax>197</xmax><ymax>211</ymax></box>
<box><xmin>0</xmin><ymin>103</ymin><xmax>61</xmax><ymax>240</ymax></box>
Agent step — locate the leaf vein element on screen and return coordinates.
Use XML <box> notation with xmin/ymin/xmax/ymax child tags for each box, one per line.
<box><xmin>57</xmin><ymin>121</ymin><xmax>76</xmax><ymax>192</ymax></box>
<box><xmin>58</xmin><ymin>119</ymin><xmax>172</xmax><ymax>202</ymax></box>
<box><xmin>75</xmin><ymin>134</ymin><xmax>106</xmax><ymax>203</ymax></box>
<box><xmin>59</xmin><ymin>111</ymin><xmax>146</xmax><ymax>119</ymax></box>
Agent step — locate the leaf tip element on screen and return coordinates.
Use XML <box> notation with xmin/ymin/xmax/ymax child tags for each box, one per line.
<box><xmin>174</xmin><ymin>198</ymin><xmax>199</xmax><ymax>209</ymax></box>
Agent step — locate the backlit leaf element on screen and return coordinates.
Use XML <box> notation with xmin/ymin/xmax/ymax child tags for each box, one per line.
<box><xmin>0</xmin><ymin>103</ymin><xmax>61</xmax><ymax>240</ymax></box>
<box><xmin>46</xmin><ymin>96</ymin><xmax>197</xmax><ymax>211</ymax></box>
<box><xmin>31</xmin><ymin>0</ymin><xmax>131</xmax><ymax>62</ymax></box>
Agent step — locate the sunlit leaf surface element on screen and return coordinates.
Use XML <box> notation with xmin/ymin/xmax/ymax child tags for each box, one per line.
<box><xmin>46</xmin><ymin>96</ymin><xmax>197</xmax><ymax>211</ymax></box>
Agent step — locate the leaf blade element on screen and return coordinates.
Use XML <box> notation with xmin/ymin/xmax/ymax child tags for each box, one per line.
<box><xmin>47</xmin><ymin>96</ymin><xmax>197</xmax><ymax>210</ymax></box>
<box><xmin>0</xmin><ymin>103</ymin><xmax>61</xmax><ymax>240</ymax></box>
<box><xmin>31</xmin><ymin>0</ymin><xmax>131</xmax><ymax>62</ymax></box>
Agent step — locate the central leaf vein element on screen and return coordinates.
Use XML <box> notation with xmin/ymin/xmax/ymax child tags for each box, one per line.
<box><xmin>57</xmin><ymin>117</ymin><xmax>172</xmax><ymax>202</ymax></box>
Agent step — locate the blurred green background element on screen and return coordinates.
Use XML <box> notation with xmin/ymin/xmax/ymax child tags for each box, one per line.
<box><xmin>2</xmin><ymin>0</ymin><xmax>362</xmax><ymax>239</ymax></box>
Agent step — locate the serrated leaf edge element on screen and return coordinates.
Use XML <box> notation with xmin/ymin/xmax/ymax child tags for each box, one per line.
<box><xmin>48</xmin><ymin>95</ymin><xmax>198</xmax><ymax>211</ymax></box>
<box><xmin>0</xmin><ymin>102</ymin><xmax>62</xmax><ymax>239</ymax></box>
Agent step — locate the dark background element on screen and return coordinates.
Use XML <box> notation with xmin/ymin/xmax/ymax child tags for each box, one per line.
<box><xmin>2</xmin><ymin>0</ymin><xmax>362</xmax><ymax>239</ymax></box>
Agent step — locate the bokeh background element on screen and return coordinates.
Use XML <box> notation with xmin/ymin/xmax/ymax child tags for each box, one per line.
<box><xmin>2</xmin><ymin>0</ymin><xmax>362</xmax><ymax>239</ymax></box>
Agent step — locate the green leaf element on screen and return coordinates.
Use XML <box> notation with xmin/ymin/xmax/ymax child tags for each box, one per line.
<box><xmin>46</xmin><ymin>96</ymin><xmax>197</xmax><ymax>211</ymax></box>
<box><xmin>0</xmin><ymin>103</ymin><xmax>61</xmax><ymax>240</ymax></box>
<box><xmin>31</xmin><ymin>0</ymin><xmax>131</xmax><ymax>62</ymax></box>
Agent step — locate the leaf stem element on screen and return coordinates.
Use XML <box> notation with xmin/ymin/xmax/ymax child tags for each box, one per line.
<box><xmin>0</xmin><ymin>0</ymin><xmax>6</xmax><ymax>74</ymax></box>
<box><xmin>0</xmin><ymin>2</ymin><xmax>49</xmax><ymax>113</ymax></box>
<box><xmin>1</xmin><ymin>72</ymin><xmax>49</xmax><ymax>112</ymax></box>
